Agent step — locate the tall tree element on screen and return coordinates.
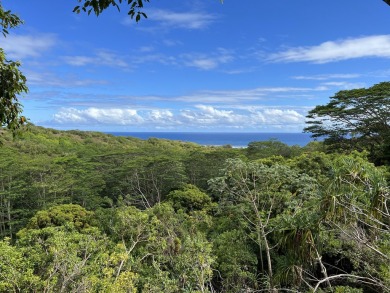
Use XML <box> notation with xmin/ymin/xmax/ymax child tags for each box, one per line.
<box><xmin>0</xmin><ymin>4</ymin><xmax>27</xmax><ymax>130</ymax></box>
<box><xmin>209</xmin><ymin>158</ymin><xmax>319</xmax><ymax>291</ymax></box>
<box><xmin>304</xmin><ymin>82</ymin><xmax>390</xmax><ymax>164</ymax></box>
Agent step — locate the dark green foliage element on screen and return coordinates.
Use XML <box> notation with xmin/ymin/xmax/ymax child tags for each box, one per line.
<box><xmin>0</xmin><ymin>50</ymin><xmax>27</xmax><ymax>130</ymax></box>
<box><xmin>0</xmin><ymin>126</ymin><xmax>388</xmax><ymax>292</ymax></box>
<box><xmin>1</xmin><ymin>3</ymin><xmax>388</xmax><ymax>289</ymax></box>
<box><xmin>73</xmin><ymin>0</ymin><xmax>150</xmax><ymax>22</ymax></box>
<box><xmin>0</xmin><ymin>4</ymin><xmax>27</xmax><ymax>131</ymax></box>
<box><xmin>184</xmin><ymin>148</ymin><xmax>242</xmax><ymax>190</ymax></box>
<box><xmin>0</xmin><ymin>3</ymin><xmax>28</xmax><ymax>129</ymax></box>
<box><xmin>246</xmin><ymin>138</ymin><xmax>302</xmax><ymax>160</ymax></box>
<box><xmin>25</xmin><ymin>204</ymin><xmax>94</xmax><ymax>230</ymax></box>
<box><xmin>72</xmin><ymin>0</ymin><xmax>225</xmax><ymax>23</ymax></box>
<box><xmin>0</xmin><ymin>126</ymin><xmax>242</xmax><ymax>237</ymax></box>
<box><xmin>304</xmin><ymin>82</ymin><xmax>390</xmax><ymax>164</ymax></box>
<box><xmin>213</xmin><ymin>229</ymin><xmax>258</xmax><ymax>291</ymax></box>
<box><xmin>287</xmin><ymin>151</ymin><xmax>333</xmax><ymax>182</ymax></box>
<box><xmin>166</xmin><ymin>184</ymin><xmax>213</xmax><ymax>212</ymax></box>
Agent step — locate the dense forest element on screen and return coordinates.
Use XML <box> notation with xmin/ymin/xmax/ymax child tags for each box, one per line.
<box><xmin>0</xmin><ymin>124</ymin><xmax>388</xmax><ymax>293</ymax></box>
<box><xmin>1</xmin><ymin>1</ymin><xmax>390</xmax><ymax>291</ymax></box>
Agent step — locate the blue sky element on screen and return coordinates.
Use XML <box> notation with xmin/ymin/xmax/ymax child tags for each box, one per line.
<box><xmin>2</xmin><ymin>0</ymin><xmax>390</xmax><ymax>132</ymax></box>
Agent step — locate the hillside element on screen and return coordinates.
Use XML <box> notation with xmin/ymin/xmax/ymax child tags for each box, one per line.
<box><xmin>0</xmin><ymin>126</ymin><xmax>388</xmax><ymax>292</ymax></box>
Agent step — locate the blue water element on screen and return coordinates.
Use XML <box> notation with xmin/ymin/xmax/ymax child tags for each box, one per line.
<box><xmin>107</xmin><ymin>132</ymin><xmax>315</xmax><ymax>148</ymax></box>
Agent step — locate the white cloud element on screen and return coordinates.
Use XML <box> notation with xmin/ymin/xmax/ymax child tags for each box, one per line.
<box><xmin>64</xmin><ymin>56</ymin><xmax>95</xmax><ymax>66</ymax></box>
<box><xmin>181</xmin><ymin>49</ymin><xmax>234</xmax><ymax>70</ymax></box>
<box><xmin>1</xmin><ymin>33</ymin><xmax>57</xmax><ymax>59</ymax></box>
<box><xmin>269</xmin><ymin>35</ymin><xmax>390</xmax><ymax>63</ymax></box>
<box><xmin>25</xmin><ymin>70</ymin><xmax>108</xmax><ymax>87</ymax></box>
<box><xmin>132</xmin><ymin>53</ymin><xmax>175</xmax><ymax>65</ymax></box>
<box><xmin>63</xmin><ymin>50</ymin><xmax>128</xmax><ymax>68</ymax></box>
<box><xmin>179</xmin><ymin>106</ymin><xmax>245</xmax><ymax>126</ymax></box>
<box><xmin>139</xmin><ymin>46</ymin><xmax>155</xmax><ymax>53</ymax></box>
<box><xmin>144</xmin><ymin>9</ymin><xmax>217</xmax><ymax>29</ymax></box>
<box><xmin>173</xmin><ymin>86</ymin><xmax>327</xmax><ymax>104</ymax></box>
<box><xmin>49</xmin><ymin>105</ymin><xmax>308</xmax><ymax>131</ymax></box>
<box><xmin>53</xmin><ymin>108</ymin><xmax>143</xmax><ymax>125</ymax></box>
<box><xmin>195</xmin><ymin>105</ymin><xmax>242</xmax><ymax>123</ymax></box>
<box><xmin>319</xmin><ymin>81</ymin><xmax>366</xmax><ymax>89</ymax></box>
<box><xmin>178</xmin><ymin>105</ymin><xmax>306</xmax><ymax>129</ymax></box>
<box><xmin>148</xmin><ymin>110</ymin><xmax>176</xmax><ymax>125</ymax></box>
<box><xmin>261</xmin><ymin>109</ymin><xmax>304</xmax><ymax>124</ymax></box>
<box><xmin>244</xmin><ymin>108</ymin><xmax>306</xmax><ymax>131</ymax></box>
<box><xmin>292</xmin><ymin>73</ymin><xmax>361</xmax><ymax>80</ymax></box>
<box><xmin>162</xmin><ymin>39</ymin><xmax>183</xmax><ymax>47</ymax></box>
<box><xmin>189</xmin><ymin>58</ymin><xmax>219</xmax><ymax>70</ymax></box>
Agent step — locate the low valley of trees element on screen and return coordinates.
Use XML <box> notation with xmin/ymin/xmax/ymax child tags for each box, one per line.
<box><xmin>0</xmin><ymin>121</ymin><xmax>388</xmax><ymax>292</ymax></box>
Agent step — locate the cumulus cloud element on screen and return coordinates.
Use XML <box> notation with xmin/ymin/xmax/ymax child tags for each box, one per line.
<box><xmin>269</xmin><ymin>35</ymin><xmax>390</xmax><ymax>63</ymax></box>
<box><xmin>49</xmin><ymin>105</ymin><xmax>308</xmax><ymax>131</ymax></box>
<box><xmin>179</xmin><ymin>105</ymin><xmax>244</xmax><ymax>125</ymax></box>
<box><xmin>148</xmin><ymin>110</ymin><xmax>177</xmax><ymax>126</ymax></box>
<box><xmin>53</xmin><ymin>108</ymin><xmax>143</xmax><ymax>125</ymax></box>
<box><xmin>1</xmin><ymin>33</ymin><xmax>57</xmax><ymax>59</ymax></box>
<box><xmin>258</xmin><ymin>109</ymin><xmax>304</xmax><ymax>124</ymax></box>
<box><xmin>177</xmin><ymin>106</ymin><xmax>307</xmax><ymax>130</ymax></box>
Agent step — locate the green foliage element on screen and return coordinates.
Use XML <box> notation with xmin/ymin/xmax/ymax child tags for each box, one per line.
<box><xmin>333</xmin><ymin>287</ymin><xmax>363</xmax><ymax>293</ymax></box>
<box><xmin>166</xmin><ymin>184</ymin><xmax>213</xmax><ymax>212</ymax></box>
<box><xmin>0</xmin><ymin>238</ymin><xmax>41</xmax><ymax>292</ymax></box>
<box><xmin>0</xmin><ymin>126</ymin><xmax>244</xmax><ymax>238</ymax></box>
<box><xmin>0</xmin><ymin>49</ymin><xmax>27</xmax><ymax>131</ymax></box>
<box><xmin>184</xmin><ymin>148</ymin><xmax>242</xmax><ymax>190</ymax></box>
<box><xmin>213</xmin><ymin>229</ymin><xmax>257</xmax><ymax>292</ymax></box>
<box><xmin>287</xmin><ymin>151</ymin><xmax>333</xmax><ymax>182</ymax></box>
<box><xmin>304</xmin><ymin>82</ymin><xmax>390</xmax><ymax>164</ymax></box>
<box><xmin>24</xmin><ymin>204</ymin><xmax>94</xmax><ymax>231</ymax></box>
<box><xmin>0</xmin><ymin>126</ymin><xmax>388</xmax><ymax>292</ymax></box>
<box><xmin>210</xmin><ymin>158</ymin><xmax>320</xmax><ymax>290</ymax></box>
<box><xmin>0</xmin><ymin>5</ymin><xmax>23</xmax><ymax>36</ymax></box>
<box><xmin>246</xmin><ymin>138</ymin><xmax>300</xmax><ymax>160</ymax></box>
<box><xmin>94</xmin><ymin>203</ymin><xmax>215</xmax><ymax>291</ymax></box>
<box><xmin>73</xmin><ymin>0</ymin><xmax>224</xmax><ymax>23</ymax></box>
<box><xmin>0</xmin><ymin>4</ymin><xmax>27</xmax><ymax>131</ymax></box>
<box><xmin>11</xmin><ymin>204</ymin><xmax>119</xmax><ymax>292</ymax></box>
<box><xmin>73</xmin><ymin>0</ymin><xmax>150</xmax><ymax>22</ymax></box>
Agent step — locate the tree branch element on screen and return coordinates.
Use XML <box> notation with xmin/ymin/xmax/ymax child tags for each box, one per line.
<box><xmin>313</xmin><ymin>273</ymin><xmax>389</xmax><ymax>292</ymax></box>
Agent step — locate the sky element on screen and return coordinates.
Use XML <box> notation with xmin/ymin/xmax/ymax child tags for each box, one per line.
<box><xmin>2</xmin><ymin>0</ymin><xmax>390</xmax><ymax>132</ymax></box>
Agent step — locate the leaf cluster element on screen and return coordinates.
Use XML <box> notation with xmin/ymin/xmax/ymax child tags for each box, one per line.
<box><xmin>73</xmin><ymin>0</ymin><xmax>149</xmax><ymax>22</ymax></box>
<box><xmin>0</xmin><ymin>5</ymin><xmax>27</xmax><ymax>131</ymax></box>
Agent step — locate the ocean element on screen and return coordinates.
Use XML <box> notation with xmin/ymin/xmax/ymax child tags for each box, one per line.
<box><xmin>107</xmin><ymin>132</ymin><xmax>316</xmax><ymax>148</ymax></box>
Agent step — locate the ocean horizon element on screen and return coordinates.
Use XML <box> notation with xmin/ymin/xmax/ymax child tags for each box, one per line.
<box><xmin>106</xmin><ymin>132</ymin><xmax>316</xmax><ymax>148</ymax></box>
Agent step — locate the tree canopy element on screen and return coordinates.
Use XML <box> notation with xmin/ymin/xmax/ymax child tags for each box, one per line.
<box><xmin>0</xmin><ymin>126</ymin><xmax>388</xmax><ymax>291</ymax></box>
<box><xmin>304</xmin><ymin>82</ymin><xmax>390</xmax><ymax>164</ymax></box>
<box><xmin>73</xmin><ymin>0</ymin><xmax>150</xmax><ymax>22</ymax></box>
